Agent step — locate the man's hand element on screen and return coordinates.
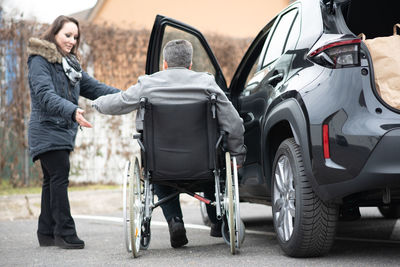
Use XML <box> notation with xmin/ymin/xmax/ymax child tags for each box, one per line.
<box><xmin>75</xmin><ymin>108</ymin><xmax>93</xmax><ymax>128</ymax></box>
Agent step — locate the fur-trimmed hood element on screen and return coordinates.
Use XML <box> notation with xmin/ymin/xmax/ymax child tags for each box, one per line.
<box><xmin>27</xmin><ymin>37</ymin><xmax>62</xmax><ymax>64</ymax></box>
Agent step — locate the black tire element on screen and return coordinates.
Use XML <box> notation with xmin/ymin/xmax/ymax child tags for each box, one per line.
<box><xmin>378</xmin><ymin>205</ymin><xmax>400</xmax><ymax>219</ymax></box>
<box><xmin>271</xmin><ymin>138</ymin><xmax>338</xmax><ymax>257</ymax></box>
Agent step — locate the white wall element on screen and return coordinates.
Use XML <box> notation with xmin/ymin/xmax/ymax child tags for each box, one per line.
<box><xmin>69</xmin><ymin>98</ymin><xmax>140</xmax><ymax>184</ymax></box>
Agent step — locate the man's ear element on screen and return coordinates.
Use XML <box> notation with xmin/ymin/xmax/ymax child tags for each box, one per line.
<box><xmin>163</xmin><ymin>60</ymin><xmax>168</xmax><ymax>70</ymax></box>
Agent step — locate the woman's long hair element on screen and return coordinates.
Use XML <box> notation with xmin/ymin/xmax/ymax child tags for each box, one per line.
<box><xmin>41</xmin><ymin>15</ymin><xmax>81</xmax><ymax>57</ymax></box>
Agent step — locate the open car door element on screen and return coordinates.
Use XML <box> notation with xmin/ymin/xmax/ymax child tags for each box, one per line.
<box><xmin>145</xmin><ymin>15</ymin><xmax>227</xmax><ymax>91</ymax></box>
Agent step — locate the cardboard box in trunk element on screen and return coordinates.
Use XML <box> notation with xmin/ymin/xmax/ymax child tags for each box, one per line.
<box><xmin>361</xmin><ymin>24</ymin><xmax>400</xmax><ymax>110</ymax></box>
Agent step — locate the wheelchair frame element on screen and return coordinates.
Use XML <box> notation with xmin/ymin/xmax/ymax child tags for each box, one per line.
<box><xmin>122</xmin><ymin>97</ymin><xmax>244</xmax><ymax>257</ymax></box>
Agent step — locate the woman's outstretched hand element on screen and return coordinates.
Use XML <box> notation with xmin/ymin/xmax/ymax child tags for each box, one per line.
<box><xmin>75</xmin><ymin>108</ymin><xmax>93</xmax><ymax>128</ymax></box>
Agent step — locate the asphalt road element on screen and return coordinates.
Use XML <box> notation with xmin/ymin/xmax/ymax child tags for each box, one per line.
<box><xmin>1</xmin><ymin>202</ymin><xmax>400</xmax><ymax>266</ymax></box>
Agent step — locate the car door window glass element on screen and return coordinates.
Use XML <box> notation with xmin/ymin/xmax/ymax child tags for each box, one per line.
<box><xmin>283</xmin><ymin>13</ymin><xmax>300</xmax><ymax>53</ymax></box>
<box><xmin>243</xmin><ymin>54</ymin><xmax>262</xmax><ymax>96</ymax></box>
<box><xmin>262</xmin><ymin>9</ymin><xmax>298</xmax><ymax>67</ymax></box>
<box><xmin>159</xmin><ymin>26</ymin><xmax>216</xmax><ymax>75</ymax></box>
<box><xmin>241</xmin><ymin>28</ymin><xmax>274</xmax><ymax>96</ymax></box>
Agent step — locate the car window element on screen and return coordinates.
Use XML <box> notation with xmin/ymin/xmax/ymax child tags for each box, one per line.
<box><xmin>283</xmin><ymin>12</ymin><xmax>300</xmax><ymax>53</ymax></box>
<box><xmin>240</xmin><ymin>25</ymin><xmax>274</xmax><ymax>96</ymax></box>
<box><xmin>243</xmin><ymin>54</ymin><xmax>262</xmax><ymax>96</ymax></box>
<box><xmin>159</xmin><ymin>25</ymin><xmax>216</xmax><ymax>75</ymax></box>
<box><xmin>262</xmin><ymin>9</ymin><xmax>298</xmax><ymax>68</ymax></box>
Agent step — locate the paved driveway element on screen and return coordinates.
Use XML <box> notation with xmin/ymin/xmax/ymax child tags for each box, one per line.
<box><xmin>1</xmin><ymin>190</ymin><xmax>400</xmax><ymax>266</ymax></box>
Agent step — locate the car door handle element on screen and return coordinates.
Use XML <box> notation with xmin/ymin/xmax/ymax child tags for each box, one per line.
<box><xmin>242</xmin><ymin>112</ymin><xmax>256</xmax><ymax>128</ymax></box>
<box><xmin>242</xmin><ymin>112</ymin><xmax>254</xmax><ymax>122</ymax></box>
<box><xmin>267</xmin><ymin>72</ymin><xmax>284</xmax><ymax>86</ymax></box>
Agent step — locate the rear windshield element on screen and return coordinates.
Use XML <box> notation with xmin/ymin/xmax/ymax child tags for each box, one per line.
<box><xmin>320</xmin><ymin>0</ymin><xmax>400</xmax><ymax>38</ymax></box>
<box><xmin>340</xmin><ymin>0</ymin><xmax>400</xmax><ymax>38</ymax></box>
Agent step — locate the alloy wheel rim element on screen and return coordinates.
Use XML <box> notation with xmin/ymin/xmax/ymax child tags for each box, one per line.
<box><xmin>273</xmin><ymin>155</ymin><xmax>296</xmax><ymax>241</ymax></box>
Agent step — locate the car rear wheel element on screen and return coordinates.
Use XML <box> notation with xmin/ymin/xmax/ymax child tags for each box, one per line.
<box><xmin>378</xmin><ymin>204</ymin><xmax>400</xmax><ymax>219</ymax></box>
<box><xmin>272</xmin><ymin>138</ymin><xmax>338</xmax><ymax>257</ymax></box>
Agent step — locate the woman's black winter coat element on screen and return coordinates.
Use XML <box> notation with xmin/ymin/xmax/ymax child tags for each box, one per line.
<box><xmin>27</xmin><ymin>38</ymin><xmax>119</xmax><ymax>161</ymax></box>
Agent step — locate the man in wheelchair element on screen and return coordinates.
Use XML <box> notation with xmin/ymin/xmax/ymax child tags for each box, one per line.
<box><xmin>93</xmin><ymin>39</ymin><xmax>246</xmax><ymax>249</ymax></box>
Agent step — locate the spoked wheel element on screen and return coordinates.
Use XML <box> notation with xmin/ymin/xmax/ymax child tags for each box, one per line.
<box><xmin>221</xmin><ymin>153</ymin><xmax>245</xmax><ymax>254</ymax></box>
<box><xmin>224</xmin><ymin>152</ymin><xmax>236</xmax><ymax>254</ymax></box>
<box><xmin>232</xmin><ymin>156</ymin><xmax>245</xmax><ymax>248</ymax></box>
<box><xmin>123</xmin><ymin>161</ymin><xmax>132</xmax><ymax>252</ymax></box>
<box><xmin>129</xmin><ymin>157</ymin><xmax>143</xmax><ymax>258</ymax></box>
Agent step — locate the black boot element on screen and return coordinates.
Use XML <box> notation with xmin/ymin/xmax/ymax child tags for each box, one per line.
<box><xmin>210</xmin><ymin>220</ymin><xmax>222</xmax><ymax>237</ymax></box>
<box><xmin>55</xmin><ymin>234</ymin><xmax>85</xmax><ymax>249</ymax></box>
<box><xmin>168</xmin><ymin>217</ymin><xmax>188</xmax><ymax>248</ymax></box>
<box><xmin>37</xmin><ymin>232</ymin><xmax>55</xmax><ymax>246</ymax></box>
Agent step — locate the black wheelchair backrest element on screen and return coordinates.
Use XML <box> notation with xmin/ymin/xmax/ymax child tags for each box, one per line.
<box><xmin>142</xmin><ymin>99</ymin><xmax>218</xmax><ymax>181</ymax></box>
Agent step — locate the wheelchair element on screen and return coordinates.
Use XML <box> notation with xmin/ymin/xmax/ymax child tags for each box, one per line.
<box><xmin>122</xmin><ymin>95</ymin><xmax>245</xmax><ymax>257</ymax></box>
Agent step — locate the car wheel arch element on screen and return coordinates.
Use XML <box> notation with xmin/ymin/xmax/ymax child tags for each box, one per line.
<box><xmin>261</xmin><ymin>98</ymin><xmax>320</xmax><ymax>196</ymax></box>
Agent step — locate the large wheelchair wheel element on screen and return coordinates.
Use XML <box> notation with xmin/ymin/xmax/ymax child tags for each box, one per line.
<box><xmin>222</xmin><ymin>153</ymin><xmax>245</xmax><ymax>254</ymax></box>
<box><xmin>129</xmin><ymin>157</ymin><xmax>143</xmax><ymax>258</ymax></box>
<box><xmin>224</xmin><ymin>152</ymin><xmax>236</xmax><ymax>254</ymax></box>
<box><xmin>232</xmin><ymin>156</ymin><xmax>245</xmax><ymax>248</ymax></box>
<box><xmin>123</xmin><ymin>161</ymin><xmax>131</xmax><ymax>252</ymax></box>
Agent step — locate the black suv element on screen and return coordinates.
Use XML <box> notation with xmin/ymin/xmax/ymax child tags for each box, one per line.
<box><xmin>145</xmin><ymin>0</ymin><xmax>400</xmax><ymax>257</ymax></box>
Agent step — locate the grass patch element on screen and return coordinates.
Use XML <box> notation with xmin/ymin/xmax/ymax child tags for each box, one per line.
<box><xmin>0</xmin><ymin>180</ymin><xmax>120</xmax><ymax>196</ymax></box>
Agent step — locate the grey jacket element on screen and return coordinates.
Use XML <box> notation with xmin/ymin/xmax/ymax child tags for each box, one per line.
<box><xmin>92</xmin><ymin>67</ymin><xmax>246</xmax><ymax>164</ymax></box>
<box><xmin>27</xmin><ymin>38</ymin><xmax>119</xmax><ymax>161</ymax></box>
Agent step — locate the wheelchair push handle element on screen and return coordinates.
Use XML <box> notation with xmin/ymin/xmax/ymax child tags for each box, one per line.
<box><xmin>139</xmin><ymin>97</ymin><xmax>147</xmax><ymax>107</ymax></box>
<box><xmin>138</xmin><ymin>97</ymin><xmax>147</xmax><ymax>121</ymax></box>
<box><xmin>210</xmin><ymin>93</ymin><xmax>217</xmax><ymax>119</ymax></box>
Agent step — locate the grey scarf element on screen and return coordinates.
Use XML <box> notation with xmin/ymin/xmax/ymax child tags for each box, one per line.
<box><xmin>62</xmin><ymin>54</ymin><xmax>82</xmax><ymax>85</ymax></box>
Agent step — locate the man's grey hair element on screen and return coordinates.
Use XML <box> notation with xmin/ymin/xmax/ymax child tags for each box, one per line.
<box><xmin>163</xmin><ymin>39</ymin><xmax>193</xmax><ymax>68</ymax></box>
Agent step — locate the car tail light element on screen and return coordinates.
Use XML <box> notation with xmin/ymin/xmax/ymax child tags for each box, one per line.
<box><xmin>322</xmin><ymin>124</ymin><xmax>330</xmax><ymax>159</ymax></box>
<box><xmin>309</xmin><ymin>39</ymin><xmax>361</xmax><ymax>68</ymax></box>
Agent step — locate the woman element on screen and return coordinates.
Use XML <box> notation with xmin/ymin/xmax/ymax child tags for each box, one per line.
<box><xmin>27</xmin><ymin>15</ymin><xmax>119</xmax><ymax>249</ymax></box>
